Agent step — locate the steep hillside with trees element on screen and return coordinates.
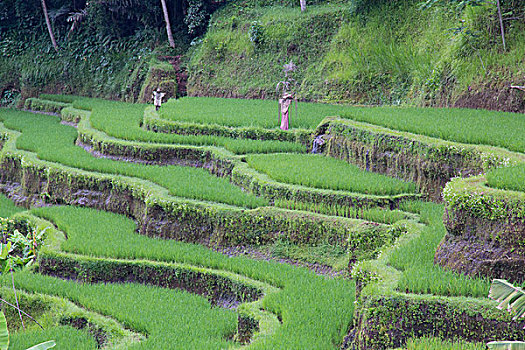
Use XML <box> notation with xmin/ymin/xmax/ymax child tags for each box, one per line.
<box><xmin>1</xmin><ymin>0</ymin><xmax>524</xmax><ymax>112</ymax></box>
<box><xmin>0</xmin><ymin>0</ymin><xmax>216</xmax><ymax>104</ymax></box>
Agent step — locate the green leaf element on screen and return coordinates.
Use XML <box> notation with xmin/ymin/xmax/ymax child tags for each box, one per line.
<box><xmin>487</xmin><ymin>341</ymin><xmax>525</xmax><ymax>350</ymax></box>
<box><xmin>0</xmin><ymin>311</ymin><xmax>9</xmax><ymax>350</ymax></box>
<box><xmin>0</xmin><ymin>242</ymin><xmax>11</xmax><ymax>260</ymax></box>
<box><xmin>25</xmin><ymin>340</ymin><xmax>56</xmax><ymax>350</ymax></box>
<box><xmin>488</xmin><ymin>279</ymin><xmax>525</xmax><ymax>322</ymax></box>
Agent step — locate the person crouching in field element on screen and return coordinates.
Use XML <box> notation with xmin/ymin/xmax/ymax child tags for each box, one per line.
<box><xmin>152</xmin><ymin>88</ymin><xmax>166</xmax><ymax>111</ymax></box>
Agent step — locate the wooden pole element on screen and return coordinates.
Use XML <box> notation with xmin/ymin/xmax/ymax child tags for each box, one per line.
<box><xmin>41</xmin><ymin>0</ymin><xmax>59</xmax><ymax>52</ymax></box>
<box><xmin>161</xmin><ymin>0</ymin><xmax>176</xmax><ymax>48</ymax></box>
<box><xmin>496</xmin><ymin>0</ymin><xmax>506</xmax><ymax>51</ymax></box>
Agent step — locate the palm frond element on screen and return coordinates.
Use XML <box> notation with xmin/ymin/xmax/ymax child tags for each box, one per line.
<box><xmin>66</xmin><ymin>9</ymin><xmax>88</xmax><ymax>24</ymax></box>
<box><xmin>48</xmin><ymin>4</ymin><xmax>71</xmax><ymax>21</ymax></box>
<box><xmin>488</xmin><ymin>279</ymin><xmax>525</xmax><ymax>324</ymax></box>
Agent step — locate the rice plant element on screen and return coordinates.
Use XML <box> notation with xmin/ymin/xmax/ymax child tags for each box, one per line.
<box><xmin>389</xmin><ymin>202</ymin><xmax>491</xmax><ymax>298</ymax></box>
<box><xmin>486</xmin><ymin>163</ymin><xmax>525</xmax><ymax>193</ymax></box>
<box><xmin>27</xmin><ymin>205</ymin><xmax>356</xmax><ymax>349</ymax></box>
<box><xmin>403</xmin><ymin>336</ymin><xmax>487</xmax><ymax>350</ymax></box>
<box><xmin>9</xmin><ymin>326</ymin><xmax>97</xmax><ymax>350</ymax></box>
<box><xmin>0</xmin><ymin>193</ymin><xmax>24</xmax><ymax>218</ymax></box>
<box><xmin>275</xmin><ymin>198</ymin><xmax>411</xmax><ymax>224</ymax></box>
<box><xmin>0</xmin><ymin>110</ymin><xmax>268</xmax><ymax>209</ymax></box>
<box><xmin>247</xmin><ymin>153</ymin><xmax>417</xmax><ymax>196</ymax></box>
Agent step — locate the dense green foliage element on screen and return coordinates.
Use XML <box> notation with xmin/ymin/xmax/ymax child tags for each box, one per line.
<box><xmin>0</xmin><ymin>109</ymin><xmax>268</xmax><ymax>208</ymax></box>
<box><xmin>190</xmin><ymin>0</ymin><xmax>525</xmax><ymax>107</ymax></box>
<box><xmin>247</xmin><ymin>153</ymin><xmax>417</xmax><ymax>195</ymax></box>
<box><xmin>0</xmin><ymin>0</ymin><xmax>212</xmax><ymax>101</ymax></box>
<box><xmin>188</xmin><ymin>4</ymin><xmax>346</xmax><ymax>99</ymax></box>
<box><xmin>342</xmin><ymin>106</ymin><xmax>525</xmax><ymax>153</ymax></box>
<box><xmin>486</xmin><ymin>164</ymin><xmax>525</xmax><ymax>192</ymax></box>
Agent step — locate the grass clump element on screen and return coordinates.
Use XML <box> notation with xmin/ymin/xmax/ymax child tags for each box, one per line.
<box><xmin>401</xmin><ymin>336</ymin><xmax>487</xmax><ymax>350</ymax></box>
<box><xmin>486</xmin><ymin>163</ymin><xmax>525</xmax><ymax>193</ymax></box>
<box><xmin>247</xmin><ymin>153</ymin><xmax>417</xmax><ymax>196</ymax></box>
<box><xmin>9</xmin><ymin>326</ymin><xmax>98</xmax><ymax>350</ymax></box>
<box><xmin>269</xmin><ymin>238</ymin><xmax>348</xmax><ymax>269</ymax></box>
<box><xmin>0</xmin><ymin>193</ymin><xmax>24</xmax><ymax>218</ymax></box>
<box><xmin>389</xmin><ymin>202</ymin><xmax>491</xmax><ymax>298</ymax></box>
<box><xmin>0</xmin><ymin>110</ymin><xmax>268</xmax><ymax>209</ymax></box>
<box><xmin>342</xmin><ymin>106</ymin><xmax>525</xmax><ymax>153</ymax></box>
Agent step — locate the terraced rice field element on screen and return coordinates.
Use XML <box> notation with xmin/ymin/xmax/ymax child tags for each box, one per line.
<box><xmin>0</xmin><ymin>95</ymin><xmax>522</xmax><ymax>349</ymax></box>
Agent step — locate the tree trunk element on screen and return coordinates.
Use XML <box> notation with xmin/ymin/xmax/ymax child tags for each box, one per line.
<box><xmin>160</xmin><ymin>0</ymin><xmax>176</xmax><ymax>48</ymax></box>
<box><xmin>496</xmin><ymin>0</ymin><xmax>506</xmax><ymax>51</ymax></box>
<box><xmin>41</xmin><ymin>0</ymin><xmax>58</xmax><ymax>51</ymax></box>
<box><xmin>300</xmin><ymin>0</ymin><xmax>306</xmax><ymax>12</ymax></box>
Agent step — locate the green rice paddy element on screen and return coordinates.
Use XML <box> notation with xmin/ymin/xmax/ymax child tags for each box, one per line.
<box><xmin>343</xmin><ymin>106</ymin><xmax>525</xmax><ymax>153</ymax></box>
<box><xmin>0</xmin><ymin>110</ymin><xmax>268</xmax><ymax>209</ymax></box>
<box><xmin>246</xmin><ymin>153</ymin><xmax>417</xmax><ymax>195</ymax></box>
<box><xmin>159</xmin><ymin>96</ymin><xmax>348</xmax><ymax>129</ymax></box>
<box><xmin>1</xmin><ymin>94</ymin><xmax>522</xmax><ymax>348</ymax></box>
<box><xmin>42</xmin><ymin>95</ymin><xmax>305</xmax><ymax>154</ymax></box>
<box><xmin>16</xmin><ymin>205</ymin><xmax>356</xmax><ymax>349</ymax></box>
<box><xmin>156</xmin><ymin>96</ymin><xmax>525</xmax><ymax>154</ymax></box>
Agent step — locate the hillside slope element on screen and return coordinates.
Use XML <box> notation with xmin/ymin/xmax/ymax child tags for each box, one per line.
<box><xmin>188</xmin><ymin>0</ymin><xmax>525</xmax><ymax>112</ymax></box>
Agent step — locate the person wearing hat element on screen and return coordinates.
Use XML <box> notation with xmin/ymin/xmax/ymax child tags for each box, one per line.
<box><xmin>152</xmin><ymin>88</ymin><xmax>166</xmax><ymax>111</ymax></box>
<box><xmin>279</xmin><ymin>92</ymin><xmax>293</xmax><ymax>130</ymax></box>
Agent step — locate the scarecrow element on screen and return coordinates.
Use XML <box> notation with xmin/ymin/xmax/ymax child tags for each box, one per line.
<box><xmin>276</xmin><ymin>61</ymin><xmax>298</xmax><ymax>131</ymax></box>
<box><xmin>152</xmin><ymin>88</ymin><xmax>166</xmax><ymax>111</ymax></box>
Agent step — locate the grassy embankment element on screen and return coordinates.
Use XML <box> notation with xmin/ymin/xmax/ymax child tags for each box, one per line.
<box><xmin>189</xmin><ymin>0</ymin><xmax>525</xmax><ymax>107</ymax></box>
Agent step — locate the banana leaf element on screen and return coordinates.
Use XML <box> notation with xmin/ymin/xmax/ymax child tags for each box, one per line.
<box><xmin>488</xmin><ymin>279</ymin><xmax>525</xmax><ymax>325</ymax></box>
<box><xmin>25</xmin><ymin>340</ymin><xmax>56</xmax><ymax>350</ymax></box>
<box><xmin>0</xmin><ymin>311</ymin><xmax>8</xmax><ymax>350</ymax></box>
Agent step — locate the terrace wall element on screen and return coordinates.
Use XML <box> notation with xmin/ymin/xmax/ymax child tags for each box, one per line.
<box><xmin>318</xmin><ymin>117</ymin><xmax>519</xmax><ymax>202</ymax></box>
<box><xmin>351</xmin><ymin>293</ymin><xmax>525</xmax><ymax>349</ymax></box>
<box><xmin>0</xmin><ymin>149</ymin><xmax>393</xmax><ymax>252</ymax></box>
<box><xmin>436</xmin><ymin>176</ymin><xmax>525</xmax><ymax>283</ymax></box>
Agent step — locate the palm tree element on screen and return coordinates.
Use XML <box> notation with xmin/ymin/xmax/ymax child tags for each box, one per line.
<box><xmin>160</xmin><ymin>0</ymin><xmax>176</xmax><ymax>48</ymax></box>
<box><xmin>41</xmin><ymin>0</ymin><xmax>59</xmax><ymax>51</ymax></box>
